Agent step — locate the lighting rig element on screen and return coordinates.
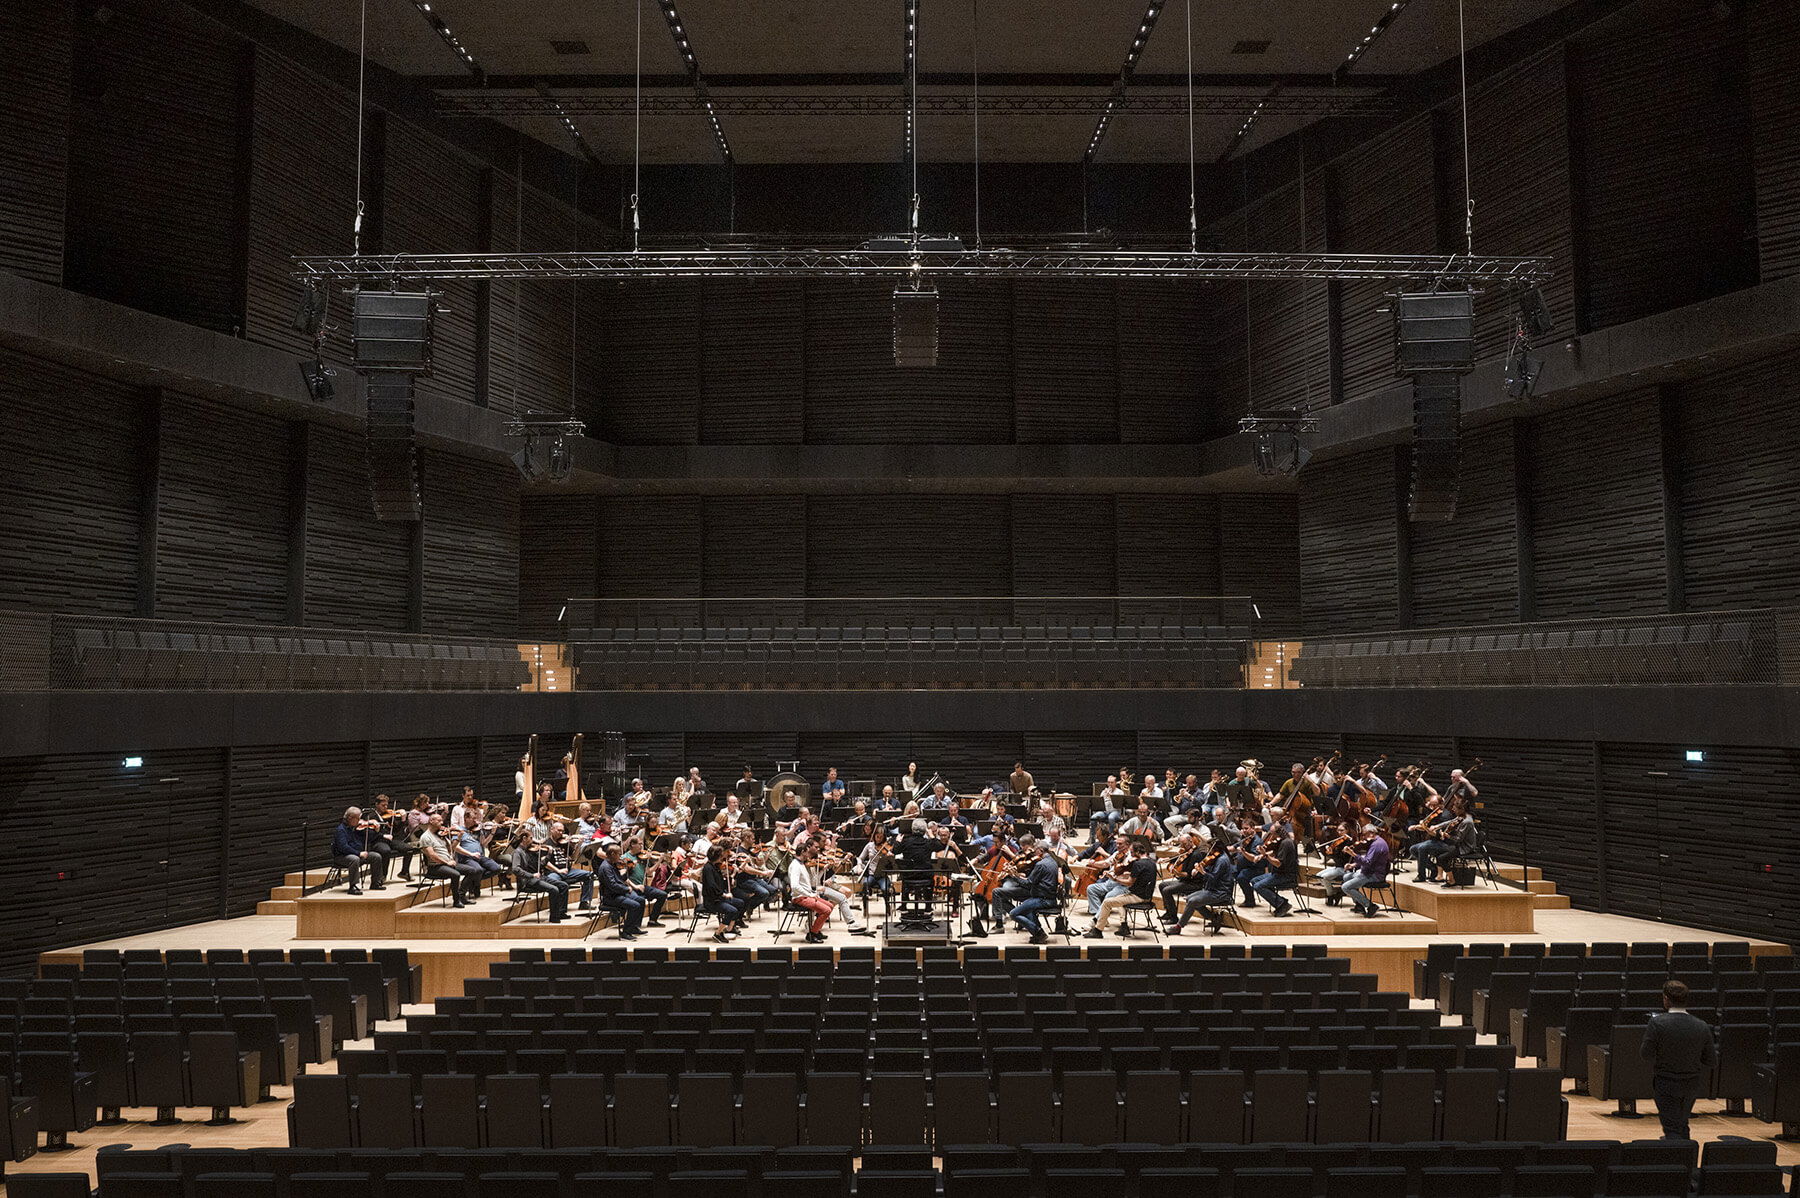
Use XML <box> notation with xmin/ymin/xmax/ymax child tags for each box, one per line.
<box><xmin>504</xmin><ymin>415</ymin><xmax>587</xmax><ymax>483</ymax></box>
<box><xmin>433</xmin><ymin>93</ymin><xmax>1400</xmax><ymax>118</ymax></box>
<box><xmin>1239</xmin><ymin>410</ymin><xmax>1321</xmax><ymax>477</ymax></box>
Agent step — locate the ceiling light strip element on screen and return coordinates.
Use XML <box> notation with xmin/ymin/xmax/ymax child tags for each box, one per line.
<box><xmin>658</xmin><ymin>0</ymin><xmax>733</xmax><ymax>162</ymax></box>
<box><xmin>1084</xmin><ymin>0</ymin><xmax>1165</xmax><ymax>163</ymax></box>
<box><xmin>410</xmin><ymin>2</ymin><xmax>482</xmax><ymax>79</ymax></box>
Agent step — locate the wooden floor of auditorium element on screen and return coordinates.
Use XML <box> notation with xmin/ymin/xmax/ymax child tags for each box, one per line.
<box><xmin>20</xmin><ymin>904</ymin><xmax>1796</xmax><ymax>1182</ymax></box>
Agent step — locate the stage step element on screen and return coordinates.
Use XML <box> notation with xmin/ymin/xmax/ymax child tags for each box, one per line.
<box><xmin>1532</xmin><ymin>893</ymin><xmax>1573</xmax><ymax>909</ymax></box>
<box><xmin>256</xmin><ymin>900</ymin><xmax>296</xmax><ymax>916</ymax></box>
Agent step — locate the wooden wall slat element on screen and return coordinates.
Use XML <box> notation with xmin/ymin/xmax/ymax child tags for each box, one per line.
<box><xmin>0</xmin><ymin>349</ymin><xmax>145</xmax><ymax>616</ymax></box>
<box><xmin>1218</xmin><ymin>494</ymin><xmax>1301</xmax><ymax>637</ymax></box>
<box><xmin>383</xmin><ymin>122</ymin><xmax>484</xmax><ymax>408</ymax></box>
<box><xmin>804</xmin><ymin>496</ymin><xmax>1012</xmax><ymax>626</ymax></box>
<box><xmin>700</xmin><ymin>282</ymin><xmax>805</xmax><ymax>444</ymax></box>
<box><xmin>1526</xmin><ymin>387</ymin><xmax>1667</xmax><ymax>619</ymax></box>
<box><xmin>621</xmin><ymin>732</ymin><xmax>688</xmax><ymax>792</ymax></box>
<box><xmin>519</xmin><ymin>496</ymin><xmax>599</xmax><ymax>640</ymax></box>
<box><xmin>1012</xmin><ymin>280</ymin><xmax>1119</xmax><ymax>443</ymax></box>
<box><xmin>1010</xmin><ymin>496</ymin><xmax>1116</xmax><ymax>598</ymax></box>
<box><xmin>1406</xmin><ymin>420</ymin><xmax>1520</xmax><ymax>627</ymax></box>
<box><xmin>64</xmin><ymin>0</ymin><xmax>244</xmax><ymax>333</ymax></box>
<box><xmin>1219</xmin><ymin>183</ymin><xmax>1332</xmax><ymax>415</ymax></box>
<box><xmin>597</xmin><ymin>496</ymin><xmax>704</xmax><ymax>625</ymax></box>
<box><xmin>1675</xmin><ymin>348</ymin><xmax>1800</xmax><ymax>609</ymax></box>
<box><xmin>1748</xmin><ymin>0</ymin><xmax>1800</xmax><ymax>281</ymax></box>
<box><xmin>487</xmin><ymin>180</ymin><xmax>576</xmax><ymax>420</ymax></box>
<box><xmin>1298</xmin><ymin>448</ymin><xmax>1401</xmax><ymax>636</ymax></box>
<box><xmin>598</xmin><ymin>283</ymin><xmax>702</xmax><ymax>444</ymax></box>
<box><xmin>229</xmin><ymin>741</ymin><xmax>364</xmax><ymax>913</ymax></box>
<box><xmin>156</xmin><ymin>394</ymin><xmax>290</xmax><ymax>623</ymax></box>
<box><xmin>1117</xmin><ymin>281</ymin><xmax>1209</xmax><ymax>441</ymax></box>
<box><xmin>1456</xmin><ymin>738</ymin><xmax>1601</xmax><ymax>912</ymax></box>
<box><xmin>245</xmin><ymin>53</ymin><xmax>359</xmax><ymax>362</ymax></box>
<box><xmin>422</xmin><ymin>449</ymin><xmax>519</xmax><ymax>638</ymax></box>
<box><xmin>701</xmin><ymin>496</ymin><xmax>807</xmax><ymax>599</ymax></box>
<box><xmin>303</xmin><ymin>424</ymin><xmax>412</xmax><ymax>631</ymax></box>
<box><xmin>0</xmin><ymin>2</ymin><xmax>70</xmax><ymax>283</ymax></box>
<box><xmin>1115</xmin><ymin>495</ymin><xmax>1223</xmax><ymax>599</ymax></box>
<box><xmin>370</xmin><ymin>737</ymin><xmax>481</xmax><ymax>809</ymax></box>
<box><xmin>1573</xmin><ymin>5</ymin><xmax>1758</xmax><ymax>330</ymax></box>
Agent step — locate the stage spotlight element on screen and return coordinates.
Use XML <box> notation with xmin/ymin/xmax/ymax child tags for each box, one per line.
<box><xmin>893</xmin><ymin>284</ymin><xmax>939</xmax><ymax>367</ymax></box>
<box><xmin>504</xmin><ymin>415</ymin><xmax>587</xmax><ymax>484</ymax></box>
<box><xmin>1239</xmin><ymin>410</ymin><xmax>1320</xmax><ymax>478</ymax></box>
<box><xmin>1504</xmin><ymin>343</ymin><xmax>1543</xmax><ymax>399</ymax></box>
<box><xmin>299</xmin><ymin>359</ymin><xmax>336</xmax><ymax>402</ymax></box>
<box><xmin>1516</xmin><ymin>286</ymin><xmax>1553</xmax><ymax>338</ymax></box>
<box><xmin>292</xmin><ymin>283</ymin><xmax>327</xmax><ymax>338</ymax></box>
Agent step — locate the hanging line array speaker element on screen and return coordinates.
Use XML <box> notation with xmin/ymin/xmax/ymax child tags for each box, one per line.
<box><xmin>893</xmin><ymin>285</ymin><xmax>940</xmax><ymax>367</ymax></box>
<box><xmin>352</xmin><ymin>290</ymin><xmax>436</xmax><ymax>373</ymax></box>
<box><xmin>1408</xmin><ymin>370</ymin><xmax>1461</xmax><ymax>522</ymax></box>
<box><xmin>365</xmin><ymin>370</ymin><xmax>422</xmax><ymax>522</ymax></box>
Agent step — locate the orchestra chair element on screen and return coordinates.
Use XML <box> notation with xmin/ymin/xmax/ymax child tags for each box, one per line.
<box><xmin>1372</xmin><ymin>1068</ymin><xmax>1436</xmax><ymax>1142</ymax></box>
<box><xmin>421</xmin><ymin>1073</ymin><xmax>482</xmax><ymax>1147</ymax></box>
<box><xmin>378</xmin><ymin>1174</ymin><xmax>469</xmax><ymax>1198</ymax></box>
<box><xmin>1311</xmin><ymin>1070</ymin><xmax>1376</xmax><ymax>1143</ymax></box>
<box><xmin>1118</xmin><ymin>899</ymin><xmax>1163</xmax><ymax>941</ymax></box>
<box><xmin>1185</xmin><ymin>1070</ymin><xmax>1248</xmax><ymax>1144</ymax></box>
<box><xmin>1122</xmin><ymin>1069</ymin><xmax>1183</xmax><ymax>1144</ymax></box>
<box><xmin>16</xmin><ymin>1052</ymin><xmax>96</xmax><ymax>1152</ymax></box>
<box><xmin>349</xmin><ymin>1073</ymin><xmax>416</xmax><ymax>1148</ymax></box>
<box><xmin>868</xmin><ymin>1073</ymin><xmax>929</xmax><ymax>1147</ymax></box>
<box><xmin>1751</xmin><ymin>1041</ymin><xmax>1800</xmax><ymax>1138</ymax></box>
<box><xmin>73</xmin><ymin>1028</ymin><xmax>133</xmax><ymax>1123</ymax></box>
<box><xmin>801</xmin><ymin>1073</ymin><xmax>864</xmax><ymax>1146</ymax></box>
<box><xmin>611</xmin><ymin>1074</ymin><xmax>673</xmax><ymax>1148</ymax></box>
<box><xmin>933</xmin><ymin>1074</ymin><xmax>994</xmax><ymax>1144</ymax></box>
<box><xmin>856</xmin><ymin>1170</ymin><xmax>939</xmax><ymax>1198</ymax></box>
<box><xmin>675</xmin><ymin>1073</ymin><xmax>735</xmax><ymax>1147</ymax></box>
<box><xmin>740</xmin><ymin>1073</ymin><xmax>801</xmax><ymax>1147</ymax></box>
<box><xmin>994</xmin><ymin>1072</ymin><xmax>1056</xmax><ymax>1146</ymax></box>
<box><xmin>1058</xmin><ymin>1071</ymin><xmax>1121</xmax><ymax>1144</ymax></box>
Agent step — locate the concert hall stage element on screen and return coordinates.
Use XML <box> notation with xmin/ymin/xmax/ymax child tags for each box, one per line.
<box><xmin>39</xmin><ymin>891</ymin><xmax>1788</xmax><ymax>1004</ymax></box>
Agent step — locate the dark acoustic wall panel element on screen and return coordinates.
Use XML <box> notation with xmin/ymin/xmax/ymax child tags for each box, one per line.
<box><xmin>1012</xmin><ymin>280</ymin><xmax>1119</xmax><ymax>443</ymax></box>
<box><xmin>1675</xmin><ymin>349</ymin><xmax>1800</xmax><ymax>609</ymax></box>
<box><xmin>906</xmin><ymin>733</ymin><xmax>1026</xmax><ymax>792</ymax></box>
<box><xmin>228</xmin><ymin>741</ymin><xmax>364</xmax><ymax>914</ymax></box>
<box><xmin>371</xmin><ymin>737</ymin><xmax>481</xmax><ymax>809</ymax></box>
<box><xmin>1406</xmin><ymin>420</ymin><xmax>1520</xmax><ymax>627</ymax></box>
<box><xmin>597</xmin><ymin>497</ymin><xmax>703</xmax><ymax>625</ymax></box>
<box><xmin>383</xmin><ymin>122</ymin><xmax>484</xmax><ymax>408</ymax></box>
<box><xmin>64</xmin><ymin>0</ymin><xmax>245</xmax><ymax>333</ymax></box>
<box><xmin>1597</xmin><ymin>743</ymin><xmax>1798</xmax><ymax>944</ymax></box>
<box><xmin>1022</xmin><ymin>731</ymin><xmax>1137</xmax><ymax>797</ymax></box>
<box><xmin>1116</xmin><ymin>281</ymin><xmax>1209</xmax><ymax>442</ymax></box>
<box><xmin>303</xmin><ymin>424</ymin><xmax>412</xmax><ymax>632</ymax></box>
<box><xmin>1456</xmin><ymin>48</ymin><xmax>1578</xmax><ymax>357</ymax></box>
<box><xmin>0</xmin><ymin>2</ymin><xmax>70</xmax><ymax>283</ymax></box>
<box><xmin>0</xmin><ymin>349</ymin><xmax>145</xmax><ymax>615</ymax></box>
<box><xmin>1340</xmin><ymin>734</ymin><xmax>1456</xmax><ymax>778</ymax></box>
<box><xmin>1010</xmin><ymin>497</ymin><xmax>1116</xmax><ymax>597</ymax></box>
<box><xmin>156</xmin><ymin>394</ymin><xmax>290</xmax><ymax>624</ymax></box>
<box><xmin>1749</xmin><ymin>0</ymin><xmax>1800</xmax><ymax>280</ymax></box>
<box><xmin>700</xmin><ymin>282</ymin><xmax>805</xmax><ymax>443</ymax></box>
<box><xmin>802</xmin><ymin>279</ymin><xmax>1016</xmax><ymax>444</ymax></box>
<box><xmin>1525</xmin><ymin>388</ymin><xmax>1667</xmax><ymax>620</ymax></box>
<box><xmin>804</xmin><ymin>496</ymin><xmax>1012</xmax><ymax>625</ymax></box>
<box><xmin>1134</xmin><ymin>730</ymin><xmax>1262</xmax><ymax>778</ymax></box>
<box><xmin>0</xmin><ymin>749</ymin><xmax>225</xmax><ymax>977</ymax></box>
<box><xmin>480</xmin><ymin>735</ymin><xmax>525</xmax><ymax>805</ymax></box>
<box><xmin>1572</xmin><ymin>4</ymin><xmax>1757</xmax><ymax>331</ymax></box>
<box><xmin>1218</xmin><ymin>183</ymin><xmax>1332</xmax><ymax>415</ymax></box>
<box><xmin>1298</xmin><ymin>449</ymin><xmax>1401</xmax><ymax>637</ymax></box>
<box><xmin>421</xmin><ymin>450</ymin><xmax>520</xmax><ymax>638</ymax></box>
<box><xmin>597</xmin><ymin>283</ymin><xmax>702</xmax><ymax>444</ymax></box>
<box><xmin>701</xmin><ymin>496</ymin><xmax>807</xmax><ymax>598</ymax></box>
<box><xmin>519</xmin><ymin>495</ymin><xmax>600</xmax><ymax>640</ymax></box>
<box><xmin>622</xmin><ymin>731</ymin><xmax>688</xmax><ymax>792</ymax></box>
<box><xmin>1334</xmin><ymin>117</ymin><xmax>1439</xmax><ymax>403</ymax></box>
<box><xmin>1456</xmin><ymin>738</ymin><xmax>1601</xmax><ymax>912</ymax></box>
<box><xmin>571</xmin><ymin>216</ymin><xmax>613</xmax><ymax>430</ymax></box>
<box><xmin>1218</xmin><ymin>494</ymin><xmax>1301</xmax><ymax>637</ymax></box>
<box><xmin>796</xmin><ymin>733</ymin><xmax>914</xmax><ymax>791</ymax></box>
<box><xmin>683</xmin><ymin>733</ymin><xmax>801</xmax><ymax>782</ymax></box>
<box><xmin>487</xmin><ymin>181</ymin><xmax>576</xmax><ymax>420</ymax></box>
<box><xmin>246</xmin><ymin>52</ymin><xmax>359</xmax><ymax>361</ymax></box>
<box><xmin>1115</xmin><ymin>495</ymin><xmax>1223</xmax><ymax>599</ymax></box>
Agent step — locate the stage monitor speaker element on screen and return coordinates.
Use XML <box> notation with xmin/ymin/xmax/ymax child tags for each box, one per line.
<box><xmin>1394</xmin><ymin>290</ymin><xmax>1475</xmax><ymax>375</ymax></box>
<box><xmin>353</xmin><ymin>290</ymin><xmax>435</xmax><ymax>373</ymax></box>
<box><xmin>893</xmin><ymin>286</ymin><xmax>939</xmax><ymax>367</ymax></box>
<box><xmin>1408</xmin><ymin>371</ymin><xmax>1461</xmax><ymax>523</ymax></box>
<box><xmin>365</xmin><ymin>370</ymin><xmax>422</xmax><ymax>522</ymax></box>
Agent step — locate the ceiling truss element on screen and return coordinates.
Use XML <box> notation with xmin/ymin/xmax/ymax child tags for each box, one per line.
<box><xmin>432</xmin><ymin>91</ymin><xmax>1400</xmax><ymax>119</ymax></box>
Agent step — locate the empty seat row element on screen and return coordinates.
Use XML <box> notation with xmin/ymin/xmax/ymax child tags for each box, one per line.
<box><xmin>61</xmin><ymin>628</ymin><xmax>527</xmax><ymax>692</ymax></box>
<box><xmin>289</xmin><ymin>1066</ymin><xmax>1567</xmax><ymax>1150</ymax></box>
<box><xmin>1291</xmin><ymin>619</ymin><xmax>1764</xmax><ymax>688</ymax></box>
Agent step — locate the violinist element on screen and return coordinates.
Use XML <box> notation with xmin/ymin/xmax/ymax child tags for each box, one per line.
<box><xmin>450</xmin><ymin>788</ymin><xmax>484</xmax><ymax>833</ymax></box>
<box><xmin>1172</xmin><ymin>838</ymin><xmax>1238</xmax><ymax>934</ymax></box>
<box><xmin>595</xmin><ymin>842</ymin><xmax>647</xmax><ymax>939</ymax></box>
<box><xmin>1248</xmin><ymin>820</ymin><xmax>1300</xmax><ymax>917</ymax></box>
<box><xmin>1232</xmin><ymin>817</ymin><xmax>1270</xmax><ymax>907</ymax></box>
<box><xmin>1410</xmin><ymin>795</ymin><xmax>1462</xmax><ymax>883</ymax></box>
<box><xmin>857</xmin><ymin>824</ymin><xmax>895</xmax><ymax>900</ymax></box>
<box><xmin>787</xmin><ymin>840</ymin><xmax>838</xmax><ymax>943</ymax></box>
<box><xmin>544</xmin><ymin>821</ymin><xmax>595</xmax><ymax>910</ymax></box>
<box><xmin>1084</xmin><ymin>837</ymin><xmax>1158</xmax><ymax>939</ymax></box>
<box><xmin>1315</xmin><ymin>819</ymin><xmax>1360</xmax><ymax>905</ymax></box>
<box><xmin>1157</xmin><ymin>825</ymin><xmax>1210</xmax><ymax>921</ymax></box>
<box><xmin>332</xmin><ymin>806</ymin><xmax>391</xmax><ymax>894</ymax></box>
<box><xmin>810</xmin><ymin>835</ymin><xmax>868</xmax><ymax>934</ymax></box>
<box><xmin>452</xmin><ymin>817</ymin><xmax>506</xmax><ymax>894</ymax></box>
<box><xmin>512</xmin><ymin>833</ymin><xmax>570</xmax><ymax>923</ymax></box>
<box><xmin>1004</xmin><ymin>843</ymin><xmax>1060</xmax><ymax>944</ymax></box>
<box><xmin>701</xmin><ymin>845</ymin><xmax>746</xmax><ymax>943</ymax></box>
<box><xmin>1341</xmin><ymin>826</ymin><xmax>1392</xmax><ymax>917</ymax></box>
<box><xmin>618</xmin><ymin>832</ymin><xmax>668</xmax><ymax>927</ymax></box>
<box><xmin>732</xmin><ymin>832</ymin><xmax>780</xmax><ymax>914</ymax></box>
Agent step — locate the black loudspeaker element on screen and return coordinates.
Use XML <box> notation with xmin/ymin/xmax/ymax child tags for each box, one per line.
<box><xmin>365</xmin><ymin>370</ymin><xmax>422</xmax><ymax>522</ymax></box>
<box><xmin>893</xmin><ymin>286</ymin><xmax>939</xmax><ymax>367</ymax></box>
<box><xmin>352</xmin><ymin>290</ymin><xmax>435</xmax><ymax>373</ymax></box>
<box><xmin>1394</xmin><ymin>290</ymin><xmax>1475</xmax><ymax>375</ymax></box>
<box><xmin>1409</xmin><ymin>371</ymin><xmax>1461</xmax><ymax>523</ymax></box>
<box><xmin>1516</xmin><ymin>286</ymin><xmax>1553</xmax><ymax>337</ymax></box>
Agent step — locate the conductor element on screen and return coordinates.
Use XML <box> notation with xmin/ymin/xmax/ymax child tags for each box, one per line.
<box><xmin>1640</xmin><ymin>979</ymin><xmax>1715</xmax><ymax>1141</ymax></box>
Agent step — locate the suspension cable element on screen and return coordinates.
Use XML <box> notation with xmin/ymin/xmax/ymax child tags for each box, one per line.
<box><xmin>632</xmin><ymin>0</ymin><xmax>643</xmax><ymax>251</ymax></box>
<box><xmin>1458</xmin><ymin>0</ymin><xmax>1474</xmax><ymax>255</ymax></box>
<box><xmin>352</xmin><ymin>0</ymin><xmax>368</xmax><ymax>255</ymax></box>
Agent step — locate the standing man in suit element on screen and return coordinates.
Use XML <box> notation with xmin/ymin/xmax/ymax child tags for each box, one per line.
<box><xmin>1641</xmin><ymin>979</ymin><xmax>1715</xmax><ymax>1140</ymax></box>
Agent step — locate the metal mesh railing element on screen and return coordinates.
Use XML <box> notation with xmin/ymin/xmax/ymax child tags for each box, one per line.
<box><xmin>0</xmin><ymin>611</ymin><xmax>533</xmax><ymax>692</ymax></box>
<box><xmin>1288</xmin><ymin>607</ymin><xmax>1787</xmax><ymax>688</ymax></box>
<box><xmin>562</xmin><ymin>595</ymin><xmax>1259</xmax><ymax>636</ymax></box>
